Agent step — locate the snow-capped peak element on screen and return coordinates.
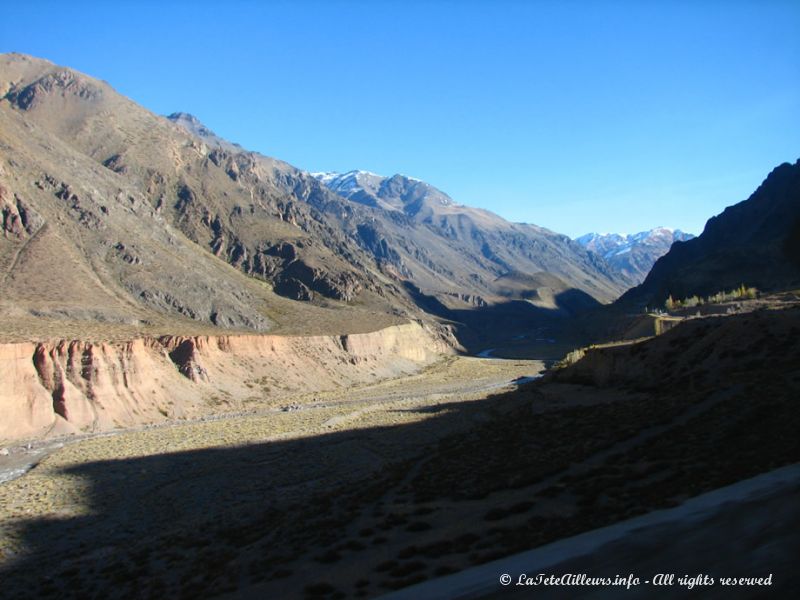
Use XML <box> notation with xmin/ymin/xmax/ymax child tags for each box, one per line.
<box><xmin>576</xmin><ymin>227</ymin><xmax>695</xmax><ymax>260</ymax></box>
<box><xmin>310</xmin><ymin>170</ymin><xmax>390</xmax><ymax>204</ymax></box>
<box><xmin>398</xmin><ymin>173</ymin><xmax>422</xmax><ymax>183</ymax></box>
<box><xmin>311</xmin><ymin>170</ymin><xmax>382</xmax><ymax>181</ymax></box>
<box><xmin>310</xmin><ymin>171</ymin><xmax>340</xmax><ymax>185</ymax></box>
<box><xmin>311</xmin><ymin>170</ymin><xmax>383</xmax><ymax>190</ymax></box>
<box><xmin>574</xmin><ymin>227</ymin><xmax>695</xmax><ymax>283</ymax></box>
<box><xmin>311</xmin><ymin>169</ymin><xmax>457</xmax><ymax>212</ymax></box>
<box><xmin>576</xmin><ymin>227</ymin><xmax>692</xmax><ymax>254</ymax></box>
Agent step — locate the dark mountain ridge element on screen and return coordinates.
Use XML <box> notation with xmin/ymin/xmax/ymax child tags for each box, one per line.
<box><xmin>620</xmin><ymin>160</ymin><xmax>800</xmax><ymax>307</ymax></box>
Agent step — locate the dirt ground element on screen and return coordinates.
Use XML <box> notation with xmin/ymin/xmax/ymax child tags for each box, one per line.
<box><xmin>0</xmin><ymin>356</ymin><xmax>542</xmax><ymax>593</ymax></box>
<box><xmin>1</xmin><ymin>304</ymin><xmax>798</xmax><ymax>600</ymax></box>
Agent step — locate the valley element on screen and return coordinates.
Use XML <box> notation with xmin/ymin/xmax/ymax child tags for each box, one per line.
<box><xmin>1</xmin><ymin>297</ymin><xmax>798</xmax><ymax>599</ymax></box>
<box><xmin>1</xmin><ymin>46</ymin><xmax>799</xmax><ymax>600</ymax></box>
<box><xmin>0</xmin><ymin>353</ymin><xmax>541</xmax><ymax>485</ymax></box>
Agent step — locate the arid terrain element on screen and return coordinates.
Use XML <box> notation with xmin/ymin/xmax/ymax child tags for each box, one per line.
<box><xmin>0</xmin><ymin>354</ymin><xmax>541</xmax><ymax>597</ymax></box>
<box><xmin>1</xmin><ymin>296</ymin><xmax>798</xmax><ymax>599</ymax></box>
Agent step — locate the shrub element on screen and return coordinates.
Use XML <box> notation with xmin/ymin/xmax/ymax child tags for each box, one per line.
<box><xmin>665</xmin><ymin>285</ymin><xmax>758</xmax><ymax>311</ymax></box>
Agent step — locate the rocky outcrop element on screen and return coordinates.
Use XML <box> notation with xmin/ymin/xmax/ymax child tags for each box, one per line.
<box><xmin>0</xmin><ymin>322</ymin><xmax>452</xmax><ymax>442</ymax></box>
<box><xmin>0</xmin><ymin>181</ymin><xmax>44</xmax><ymax>240</ymax></box>
<box><xmin>440</xmin><ymin>291</ymin><xmax>488</xmax><ymax>307</ymax></box>
<box><xmin>273</xmin><ymin>259</ymin><xmax>363</xmax><ymax>302</ymax></box>
<box><xmin>6</xmin><ymin>68</ymin><xmax>103</xmax><ymax>112</ymax></box>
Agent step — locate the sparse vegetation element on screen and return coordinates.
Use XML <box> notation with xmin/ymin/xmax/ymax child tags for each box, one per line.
<box><xmin>665</xmin><ymin>284</ymin><xmax>758</xmax><ymax>312</ymax></box>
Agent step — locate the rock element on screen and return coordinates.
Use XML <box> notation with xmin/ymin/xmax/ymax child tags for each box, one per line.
<box><xmin>167</xmin><ymin>339</ymin><xmax>210</xmax><ymax>383</ymax></box>
<box><xmin>1</xmin><ymin>188</ymin><xmax>44</xmax><ymax>239</ymax></box>
<box><xmin>102</xmin><ymin>154</ymin><xmax>128</xmax><ymax>174</ymax></box>
<box><xmin>277</xmin><ymin>259</ymin><xmax>363</xmax><ymax>302</ymax></box>
<box><xmin>273</xmin><ymin>276</ymin><xmax>314</xmax><ymax>301</ymax></box>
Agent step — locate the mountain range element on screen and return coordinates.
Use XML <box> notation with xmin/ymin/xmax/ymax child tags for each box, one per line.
<box><xmin>2</xmin><ymin>52</ymin><xmax>797</xmax><ymax>348</ymax></box>
<box><xmin>0</xmin><ymin>53</ymin><xmax>628</xmax><ymax>345</ymax></box>
<box><xmin>305</xmin><ymin>168</ymin><xmax>625</xmax><ymax>308</ymax></box>
<box><xmin>575</xmin><ymin>228</ymin><xmax>695</xmax><ymax>284</ymax></box>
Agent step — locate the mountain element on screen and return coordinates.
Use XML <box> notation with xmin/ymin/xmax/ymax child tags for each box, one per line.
<box><xmin>310</xmin><ymin>169</ymin><xmax>626</xmax><ymax>309</ymax></box>
<box><xmin>0</xmin><ymin>53</ymin><xmax>408</xmax><ymax>339</ymax></box>
<box><xmin>0</xmin><ymin>53</ymin><xmax>627</xmax><ymax>345</ymax></box>
<box><xmin>311</xmin><ymin>170</ymin><xmax>454</xmax><ymax>214</ymax></box>
<box><xmin>619</xmin><ymin>160</ymin><xmax>800</xmax><ymax>307</ymax></box>
<box><xmin>576</xmin><ymin>228</ymin><xmax>695</xmax><ymax>284</ymax></box>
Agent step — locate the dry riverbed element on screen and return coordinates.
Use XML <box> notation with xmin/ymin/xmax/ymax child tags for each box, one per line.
<box><xmin>0</xmin><ymin>356</ymin><xmax>542</xmax><ymax>567</ymax></box>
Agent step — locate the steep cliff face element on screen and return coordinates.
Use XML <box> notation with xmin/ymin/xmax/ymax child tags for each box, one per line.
<box><xmin>0</xmin><ymin>343</ymin><xmax>57</xmax><ymax>440</ymax></box>
<box><xmin>0</xmin><ymin>322</ymin><xmax>452</xmax><ymax>442</ymax></box>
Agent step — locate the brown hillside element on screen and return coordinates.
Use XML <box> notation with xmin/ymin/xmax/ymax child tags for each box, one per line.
<box><xmin>1</xmin><ymin>53</ymin><xmax>626</xmax><ymax>343</ymax></box>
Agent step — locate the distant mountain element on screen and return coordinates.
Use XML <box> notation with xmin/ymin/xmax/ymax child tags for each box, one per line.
<box><xmin>310</xmin><ymin>169</ymin><xmax>627</xmax><ymax>312</ymax></box>
<box><xmin>576</xmin><ymin>228</ymin><xmax>695</xmax><ymax>284</ymax></box>
<box><xmin>311</xmin><ymin>170</ymin><xmax>454</xmax><ymax>215</ymax></box>
<box><xmin>620</xmin><ymin>160</ymin><xmax>800</xmax><ymax>307</ymax></box>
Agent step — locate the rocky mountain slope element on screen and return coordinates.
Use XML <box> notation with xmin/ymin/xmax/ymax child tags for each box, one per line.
<box><xmin>165</xmin><ymin>112</ymin><xmax>243</xmax><ymax>153</ymax></box>
<box><xmin>0</xmin><ymin>53</ymin><xmax>627</xmax><ymax>343</ymax></box>
<box><xmin>620</xmin><ymin>160</ymin><xmax>800</xmax><ymax>307</ymax></box>
<box><xmin>0</xmin><ymin>54</ymin><xmax>416</xmax><ymax>339</ymax></box>
<box><xmin>576</xmin><ymin>228</ymin><xmax>694</xmax><ymax>284</ymax></box>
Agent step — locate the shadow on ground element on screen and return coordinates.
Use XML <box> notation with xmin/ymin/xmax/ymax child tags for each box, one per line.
<box><xmin>2</xmin><ymin>308</ymin><xmax>800</xmax><ymax>599</ymax></box>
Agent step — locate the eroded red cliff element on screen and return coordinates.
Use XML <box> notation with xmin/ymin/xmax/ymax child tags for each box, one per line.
<box><xmin>0</xmin><ymin>322</ymin><xmax>452</xmax><ymax>442</ymax></box>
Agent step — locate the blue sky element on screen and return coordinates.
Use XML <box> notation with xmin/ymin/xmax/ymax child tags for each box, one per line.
<box><xmin>2</xmin><ymin>1</ymin><xmax>798</xmax><ymax>237</ymax></box>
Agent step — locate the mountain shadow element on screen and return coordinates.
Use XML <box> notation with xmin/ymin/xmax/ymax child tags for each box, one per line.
<box><xmin>402</xmin><ymin>281</ymin><xmax>601</xmax><ymax>352</ymax></box>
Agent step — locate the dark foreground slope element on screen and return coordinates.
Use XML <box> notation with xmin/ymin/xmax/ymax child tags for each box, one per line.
<box><xmin>620</xmin><ymin>160</ymin><xmax>800</xmax><ymax>308</ymax></box>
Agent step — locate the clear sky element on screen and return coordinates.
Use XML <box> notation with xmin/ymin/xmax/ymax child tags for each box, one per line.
<box><xmin>2</xmin><ymin>1</ymin><xmax>798</xmax><ymax>237</ymax></box>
